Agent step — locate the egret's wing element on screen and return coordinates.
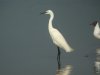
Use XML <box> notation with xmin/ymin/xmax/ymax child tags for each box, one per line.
<box><xmin>51</xmin><ymin>28</ymin><xmax>68</xmax><ymax>44</ymax></box>
<box><xmin>49</xmin><ymin>28</ymin><xmax>73</xmax><ymax>52</ymax></box>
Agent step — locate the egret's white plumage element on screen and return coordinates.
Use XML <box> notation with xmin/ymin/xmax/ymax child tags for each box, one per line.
<box><xmin>91</xmin><ymin>21</ymin><xmax>100</xmax><ymax>39</ymax></box>
<box><xmin>42</xmin><ymin>10</ymin><xmax>73</xmax><ymax>52</ymax></box>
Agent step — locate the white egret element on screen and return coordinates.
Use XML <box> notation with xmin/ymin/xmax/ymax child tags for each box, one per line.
<box><xmin>90</xmin><ymin>21</ymin><xmax>100</xmax><ymax>73</ymax></box>
<box><xmin>90</xmin><ymin>21</ymin><xmax>100</xmax><ymax>39</ymax></box>
<box><xmin>41</xmin><ymin>10</ymin><xmax>74</xmax><ymax>55</ymax></box>
<box><xmin>41</xmin><ymin>10</ymin><xmax>74</xmax><ymax>64</ymax></box>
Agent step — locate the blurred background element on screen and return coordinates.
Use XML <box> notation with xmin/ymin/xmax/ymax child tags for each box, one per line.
<box><xmin>0</xmin><ymin>0</ymin><xmax>100</xmax><ymax>75</ymax></box>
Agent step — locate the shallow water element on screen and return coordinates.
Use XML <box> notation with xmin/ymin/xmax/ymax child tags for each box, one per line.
<box><xmin>0</xmin><ymin>0</ymin><xmax>100</xmax><ymax>75</ymax></box>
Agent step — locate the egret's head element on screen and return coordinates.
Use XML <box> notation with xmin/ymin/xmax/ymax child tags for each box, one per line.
<box><xmin>90</xmin><ymin>21</ymin><xmax>98</xmax><ymax>27</ymax></box>
<box><xmin>41</xmin><ymin>10</ymin><xmax>53</xmax><ymax>15</ymax></box>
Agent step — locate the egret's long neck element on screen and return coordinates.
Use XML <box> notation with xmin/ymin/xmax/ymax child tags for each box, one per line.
<box><xmin>48</xmin><ymin>13</ymin><xmax>54</xmax><ymax>28</ymax></box>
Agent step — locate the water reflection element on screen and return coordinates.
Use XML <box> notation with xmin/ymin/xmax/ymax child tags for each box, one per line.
<box><xmin>56</xmin><ymin>65</ymin><xmax>72</xmax><ymax>75</ymax></box>
<box><xmin>94</xmin><ymin>48</ymin><xmax>100</xmax><ymax>74</ymax></box>
<box><xmin>56</xmin><ymin>52</ymin><xmax>72</xmax><ymax>75</ymax></box>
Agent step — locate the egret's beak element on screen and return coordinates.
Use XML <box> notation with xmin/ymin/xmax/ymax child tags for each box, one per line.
<box><xmin>90</xmin><ymin>24</ymin><xmax>95</xmax><ymax>27</ymax></box>
<box><xmin>90</xmin><ymin>23</ymin><xmax>94</xmax><ymax>26</ymax></box>
<box><xmin>90</xmin><ymin>21</ymin><xmax>98</xmax><ymax>27</ymax></box>
<box><xmin>40</xmin><ymin>12</ymin><xmax>46</xmax><ymax>15</ymax></box>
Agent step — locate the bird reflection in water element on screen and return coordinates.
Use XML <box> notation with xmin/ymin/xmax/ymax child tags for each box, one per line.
<box><xmin>94</xmin><ymin>48</ymin><xmax>100</xmax><ymax>74</ymax></box>
<box><xmin>56</xmin><ymin>47</ymin><xmax>72</xmax><ymax>75</ymax></box>
<box><xmin>56</xmin><ymin>65</ymin><xmax>72</xmax><ymax>75</ymax></box>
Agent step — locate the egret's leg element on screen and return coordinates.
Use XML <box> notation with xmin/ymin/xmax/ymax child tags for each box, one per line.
<box><xmin>57</xmin><ymin>47</ymin><xmax>61</xmax><ymax>69</ymax></box>
<box><xmin>57</xmin><ymin>47</ymin><xmax>60</xmax><ymax>62</ymax></box>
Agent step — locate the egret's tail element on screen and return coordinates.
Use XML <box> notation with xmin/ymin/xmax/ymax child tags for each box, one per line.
<box><xmin>65</xmin><ymin>48</ymin><xmax>74</xmax><ymax>53</ymax></box>
<box><xmin>64</xmin><ymin>46</ymin><xmax>74</xmax><ymax>53</ymax></box>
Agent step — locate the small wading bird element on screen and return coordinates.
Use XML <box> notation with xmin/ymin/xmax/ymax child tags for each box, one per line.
<box><xmin>90</xmin><ymin>21</ymin><xmax>100</xmax><ymax>39</ymax></box>
<box><xmin>85</xmin><ymin>21</ymin><xmax>100</xmax><ymax>58</ymax></box>
<box><xmin>41</xmin><ymin>10</ymin><xmax>74</xmax><ymax>63</ymax></box>
<box><xmin>90</xmin><ymin>21</ymin><xmax>100</xmax><ymax>73</ymax></box>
